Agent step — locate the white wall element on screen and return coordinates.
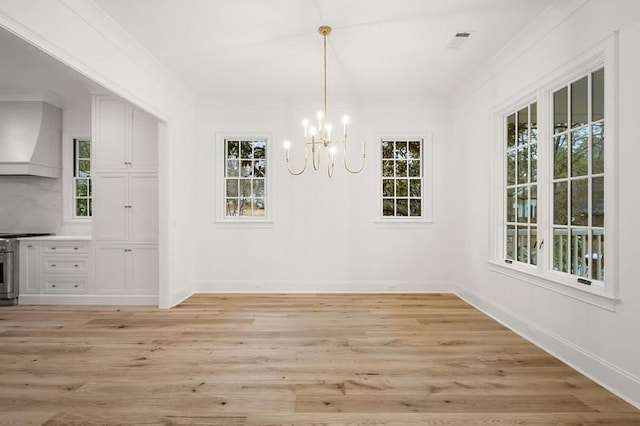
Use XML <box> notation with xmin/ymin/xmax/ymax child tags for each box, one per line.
<box><xmin>193</xmin><ymin>97</ymin><xmax>457</xmax><ymax>291</ymax></box>
<box><xmin>452</xmin><ymin>0</ymin><xmax>640</xmax><ymax>407</ymax></box>
<box><xmin>0</xmin><ymin>0</ymin><xmax>197</xmax><ymax>308</ymax></box>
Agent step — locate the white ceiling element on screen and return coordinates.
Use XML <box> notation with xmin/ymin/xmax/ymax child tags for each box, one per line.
<box><xmin>92</xmin><ymin>0</ymin><xmax>557</xmax><ymax>99</ymax></box>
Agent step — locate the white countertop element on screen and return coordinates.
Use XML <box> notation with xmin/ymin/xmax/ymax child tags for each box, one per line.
<box><xmin>17</xmin><ymin>235</ymin><xmax>92</xmax><ymax>241</ymax></box>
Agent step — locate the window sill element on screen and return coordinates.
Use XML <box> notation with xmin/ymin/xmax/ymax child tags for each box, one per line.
<box><xmin>487</xmin><ymin>259</ymin><xmax>618</xmax><ymax>311</ymax></box>
<box><xmin>214</xmin><ymin>219</ymin><xmax>274</xmax><ymax>229</ymax></box>
<box><xmin>373</xmin><ymin>218</ymin><xmax>434</xmax><ymax>229</ymax></box>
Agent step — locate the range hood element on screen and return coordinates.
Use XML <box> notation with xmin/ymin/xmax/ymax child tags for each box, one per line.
<box><xmin>0</xmin><ymin>101</ymin><xmax>62</xmax><ymax>178</ymax></box>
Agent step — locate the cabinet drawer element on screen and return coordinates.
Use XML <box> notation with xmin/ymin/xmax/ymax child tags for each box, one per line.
<box><xmin>43</xmin><ymin>258</ymin><xmax>88</xmax><ymax>273</ymax></box>
<box><xmin>43</xmin><ymin>244</ymin><xmax>89</xmax><ymax>254</ymax></box>
<box><xmin>44</xmin><ymin>278</ymin><xmax>86</xmax><ymax>293</ymax></box>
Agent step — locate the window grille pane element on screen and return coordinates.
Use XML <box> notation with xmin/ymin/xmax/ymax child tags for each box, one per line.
<box><xmin>382</xmin><ymin>199</ymin><xmax>394</xmax><ymax>216</ymax></box>
<box><xmin>506</xmin><ymin>152</ymin><xmax>516</xmax><ymax>186</ymax></box>
<box><xmin>553</xmin><ymin>228</ymin><xmax>569</xmax><ymax>272</ymax></box>
<box><xmin>396</xmin><ymin>179</ymin><xmax>408</xmax><ymax>197</ymax></box>
<box><xmin>530</xmin><ymin>185</ymin><xmax>537</xmax><ymax>224</ymax></box>
<box><xmin>530</xmin><ymin>226</ymin><xmax>538</xmax><ymax>266</ymax></box>
<box><xmin>530</xmin><ymin>103</ymin><xmax>538</xmax><ymax>143</ymax></box>
<box><xmin>592</xmin><ymin>177</ymin><xmax>604</xmax><ymax>227</ymax></box>
<box><xmin>517</xmin><ymin>226</ymin><xmax>529</xmax><ymax>263</ymax></box>
<box><xmin>592</xmin><ymin>68</ymin><xmax>605</xmax><ymax>122</ymax></box>
<box><xmin>517</xmin><ymin>107</ymin><xmax>528</xmax><ymax>146</ymax></box>
<box><xmin>506</xmin><ymin>188</ymin><xmax>516</xmax><ymax>223</ymax></box>
<box><xmin>396</xmin><ymin>199</ymin><xmax>408</xmax><ymax>216</ymax></box>
<box><xmin>507</xmin><ymin>113</ymin><xmax>516</xmax><ymax>148</ymax></box>
<box><xmin>592</xmin><ymin>229</ymin><xmax>605</xmax><ymax>281</ymax></box>
<box><xmin>571</xmin><ymin>76</ymin><xmax>589</xmax><ymax>128</ymax></box>
<box><xmin>76</xmin><ymin>199</ymin><xmax>88</xmax><ymax>217</ymax></box>
<box><xmin>253</xmin><ymin>141</ymin><xmax>266</xmax><ymax>159</ymax></box>
<box><xmin>571</xmin><ymin>127</ymin><xmax>589</xmax><ymax>177</ymax></box>
<box><xmin>410</xmin><ymin>199</ymin><xmax>422</xmax><ymax>217</ymax></box>
<box><xmin>241</xmin><ymin>160</ymin><xmax>252</xmax><ymax>177</ymax></box>
<box><xmin>516</xmin><ymin>186</ymin><xmax>528</xmax><ymax>223</ymax></box>
<box><xmin>506</xmin><ymin>225</ymin><xmax>516</xmax><ymax>260</ymax></box>
<box><xmin>554</xmin><ymin>182</ymin><xmax>568</xmax><ymax>225</ymax></box>
<box><xmin>530</xmin><ymin>143</ymin><xmax>537</xmax><ymax>183</ymax></box>
<box><xmin>382</xmin><ymin>179</ymin><xmax>394</xmax><ymax>197</ymax></box>
<box><xmin>409</xmin><ymin>179</ymin><xmax>421</xmax><ymax>197</ymax></box>
<box><xmin>553</xmin><ymin>87</ymin><xmax>568</xmax><ymax>134</ymax></box>
<box><xmin>571</xmin><ymin>179</ymin><xmax>589</xmax><ymax>226</ymax></box>
<box><xmin>570</xmin><ymin>228</ymin><xmax>589</xmax><ymax>277</ymax></box>
<box><xmin>240</xmin><ymin>179</ymin><xmax>251</xmax><ymax>197</ymax></box>
<box><xmin>78</xmin><ymin>140</ymin><xmax>91</xmax><ymax>158</ymax></box>
<box><xmin>76</xmin><ymin>179</ymin><xmax>88</xmax><ymax>197</ymax></box>
<box><xmin>227</xmin><ymin>141</ymin><xmax>239</xmax><ymax>158</ymax></box>
<box><xmin>592</xmin><ymin>123</ymin><xmax>604</xmax><ymax>174</ymax></box>
<box><xmin>395</xmin><ymin>141</ymin><xmax>408</xmax><ymax>159</ymax></box>
<box><xmin>553</xmin><ymin>135</ymin><xmax>568</xmax><ymax>179</ymax></box>
<box><xmin>254</xmin><ymin>159</ymin><xmax>266</xmax><ymax>177</ymax></box>
<box><xmin>382</xmin><ymin>141</ymin><xmax>394</xmax><ymax>159</ymax></box>
<box><xmin>240</xmin><ymin>141</ymin><xmax>252</xmax><ymax>158</ymax></box>
<box><xmin>254</xmin><ymin>179</ymin><xmax>265</xmax><ymax>198</ymax></box>
<box><xmin>408</xmin><ymin>160</ymin><xmax>421</xmax><ymax>177</ymax></box>
<box><xmin>517</xmin><ymin>147</ymin><xmax>529</xmax><ymax>184</ymax></box>
<box><xmin>396</xmin><ymin>160</ymin><xmax>407</xmax><ymax>177</ymax></box>
<box><xmin>226</xmin><ymin>180</ymin><xmax>238</xmax><ymax>197</ymax></box>
<box><xmin>226</xmin><ymin>160</ymin><xmax>239</xmax><ymax>177</ymax></box>
<box><xmin>408</xmin><ymin>141</ymin><xmax>420</xmax><ymax>159</ymax></box>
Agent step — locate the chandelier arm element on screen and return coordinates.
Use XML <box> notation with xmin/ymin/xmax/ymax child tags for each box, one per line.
<box><xmin>312</xmin><ymin>142</ymin><xmax>321</xmax><ymax>171</ymax></box>
<box><xmin>343</xmin><ymin>141</ymin><xmax>367</xmax><ymax>174</ymax></box>
<box><xmin>286</xmin><ymin>145</ymin><xmax>308</xmax><ymax>176</ymax></box>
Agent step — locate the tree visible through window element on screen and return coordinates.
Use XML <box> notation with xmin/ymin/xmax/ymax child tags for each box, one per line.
<box><xmin>225</xmin><ymin>139</ymin><xmax>266</xmax><ymax>217</ymax></box>
<box><xmin>381</xmin><ymin>139</ymin><xmax>423</xmax><ymax>217</ymax></box>
<box><xmin>552</xmin><ymin>68</ymin><xmax>605</xmax><ymax>281</ymax></box>
<box><xmin>505</xmin><ymin>102</ymin><xmax>538</xmax><ymax>265</ymax></box>
<box><xmin>73</xmin><ymin>138</ymin><xmax>92</xmax><ymax>217</ymax></box>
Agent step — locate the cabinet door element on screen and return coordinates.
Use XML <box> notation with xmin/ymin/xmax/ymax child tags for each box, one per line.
<box><xmin>19</xmin><ymin>242</ymin><xmax>40</xmax><ymax>294</ymax></box>
<box><xmin>129</xmin><ymin>175</ymin><xmax>158</xmax><ymax>242</ymax></box>
<box><xmin>129</xmin><ymin>246</ymin><xmax>158</xmax><ymax>294</ymax></box>
<box><xmin>131</xmin><ymin>108</ymin><xmax>158</xmax><ymax>172</ymax></box>
<box><xmin>93</xmin><ymin>175</ymin><xmax>128</xmax><ymax>241</ymax></box>
<box><xmin>95</xmin><ymin>246</ymin><xmax>126</xmax><ymax>293</ymax></box>
<box><xmin>94</xmin><ymin>97</ymin><xmax>130</xmax><ymax>172</ymax></box>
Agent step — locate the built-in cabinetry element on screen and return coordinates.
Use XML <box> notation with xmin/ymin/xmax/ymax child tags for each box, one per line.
<box><xmin>20</xmin><ymin>239</ymin><xmax>92</xmax><ymax>298</ymax></box>
<box><xmin>92</xmin><ymin>95</ymin><xmax>159</xmax><ymax>301</ymax></box>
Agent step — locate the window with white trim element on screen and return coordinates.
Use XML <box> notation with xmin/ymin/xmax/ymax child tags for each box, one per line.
<box><xmin>551</xmin><ymin>68</ymin><xmax>605</xmax><ymax>281</ymax></box>
<box><xmin>505</xmin><ymin>102</ymin><xmax>538</xmax><ymax>265</ymax></box>
<box><xmin>500</xmin><ymin>65</ymin><xmax>608</xmax><ymax>293</ymax></box>
<box><xmin>381</xmin><ymin>138</ymin><xmax>424</xmax><ymax>217</ymax></box>
<box><xmin>73</xmin><ymin>138</ymin><xmax>92</xmax><ymax>218</ymax></box>
<box><xmin>224</xmin><ymin>138</ymin><xmax>267</xmax><ymax>218</ymax></box>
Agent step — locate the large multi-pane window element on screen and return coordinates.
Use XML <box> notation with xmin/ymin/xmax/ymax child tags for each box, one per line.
<box><xmin>381</xmin><ymin>139</ymin><xmax>423</xmax><ymax>217</ymax></box>
<box><xmin>224</xmin><ymin>138</ymin><xmax>266</xmax><ymax>217</ymax></box>
<box><xmin>505</xmin><ymin>102</ymin><xmax>538</xmax><ymax>265</ymax></box>
<box><xmin>552</xmin><ymin>68</ymin><xmax>605</xmax><ymax>282</ymax></box>
<box><xmin>501</xmin><ymin>66</ymin><xmax>606</xmax><ymax>288</ymax></box>
<box><xmin>73</xmin><ymin>138</ymin><xmax>92</xmax><ymax>218</ymax></box>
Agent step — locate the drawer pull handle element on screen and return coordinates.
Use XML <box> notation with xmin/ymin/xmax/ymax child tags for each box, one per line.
<box><xmin>74</xmin><ymin>264</ymin><xmax>79</xmax><ymax>268</ymax></box>
<box><xmin>52</xmin><ymin>284</ymin><xmax>57</xmax><ymax>288</ymax></box>
<box><xmin>74</xmin><ymin>284</ymin><xmax>79</xmax><ymax>288</ymax></box>
<box><xmin>51</xmin><ymin>264</ymin><xmax>56</xmax><ymax>267</ymax></box>
<box><xmin>74</xmin><ymin>247</ymin><xmax>79</xmax><ymax>251</ymax></box>
<box><xmin>51</xmin><ymin>247</ymin><xmax>56</xmax><ymax>250</ymax></box>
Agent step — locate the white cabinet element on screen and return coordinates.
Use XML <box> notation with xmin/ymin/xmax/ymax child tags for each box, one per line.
<box><xmin>95</xmin><ymin>245</ymin><xmax>157</xmax><ymax>295</ymax></box>
<box><xmin>92</xmin><ymin>95</ymin><xmax>159</xmax><ymax>298</ymax></box>
<box><xmin>93</xmin><ymin>174</ymin><xmax>158</xmax><ymax>242</ymax></box>
<box><xmin>93</xmin><ymin>96</ymin><xmax>158</xmax><ymax>172</ymax></box>
<box><xmin>19</xmin><ymin>240</ymin><xmax>92</xmax><ymax>295</ymax></box>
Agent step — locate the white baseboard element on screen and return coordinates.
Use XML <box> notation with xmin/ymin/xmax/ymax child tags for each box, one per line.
<box><xmin>452</xmin><ymin>282</ymin><xmax>640</xmax><ymax>410</ymax></box>
<box><xmin>19</xmin><ymin>294</ymin><xmax>159</xmax><ymax>305</ymax></box>
<box><xmin>194</xmin><ymin>279</ymin><xmax>454</xmax><ymax>293</ymax></box>
<box><xmin>168</xmin><ymin>285</ymin><xmax>196</xmax><ymax>308</ymax></box>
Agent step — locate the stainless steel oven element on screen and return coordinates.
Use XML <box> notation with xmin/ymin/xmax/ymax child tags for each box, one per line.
<box><xmin>0</xmin><ymin>233</ymin><xmax>53</xmax><ymax>305</ymax></box>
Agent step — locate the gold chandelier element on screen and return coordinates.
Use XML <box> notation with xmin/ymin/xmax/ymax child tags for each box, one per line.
<box><xmin>283</xmin><ymin>26</ymin><xmax>366</xmax><ymax>177</ymax></box>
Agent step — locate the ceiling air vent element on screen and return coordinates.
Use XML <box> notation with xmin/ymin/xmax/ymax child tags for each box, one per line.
<box><xmin>447</xmin><ymin>31</ymin><xmax>473</xmax><ymax>49</ymax></box>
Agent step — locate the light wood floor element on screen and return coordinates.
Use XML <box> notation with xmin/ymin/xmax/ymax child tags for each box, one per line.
<box><xmin>0</xmin><ymin>294</ymin><xmax>638</xmax><ymax>425</ymax></box>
